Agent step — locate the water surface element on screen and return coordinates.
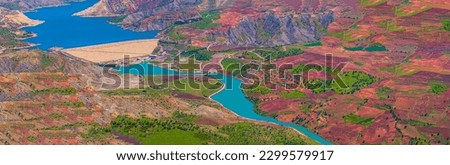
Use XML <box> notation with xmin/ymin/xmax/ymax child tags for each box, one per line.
<box><xmin>24</xmin><ymin>1</ymin><xmax>332</xmax><ymax>145</ymax></box>
<box><xmin>23</xmin><ymin>0</ymin><xmax>158</xmax><ymax>50</ymax></box>
<box><xmin>120</xmin><ymin>62</ymin><xmax>332</xmax><ymax>145</ymax></box>
<box><xmin>210</xmin><ymin>74</ymin><xmax>332</xmax><ymax>145</ymax></box>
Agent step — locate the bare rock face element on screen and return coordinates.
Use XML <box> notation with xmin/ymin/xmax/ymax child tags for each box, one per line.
<box><xmin>75</xmin><ymin>0</ymin><xmax>202</xmax><ymax>31</ymax></box>
<box><xmin>0</xmin><ymin>7</ymin><xmax>42</xmax><ymax>28</ymax></box>
<box><xmin>76</xmin><ymin>0</ymin><xmax>335</xmax><ymax>47</ymax></box>
<box><xmin>220</xmin><ymin>11</ymin><xmax>334</xmax><ymax>47</ymax></box>
<box><xmin>0</xmin><ymin>50</ymin><xmax>103</xmax><ymax>78</ymax></box>
<box><xmin>0</xmin><ymin>0</ymin><xmax>81</xmax><ymax>11</ymax></box>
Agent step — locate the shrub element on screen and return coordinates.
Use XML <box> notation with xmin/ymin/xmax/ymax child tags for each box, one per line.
<box><xmin>429</xmin><ymin>82</ymin><xmax>448</xmax><ymax>94</ymax></box>
<box><xmin>189</xmin><ymin>11</ymin><xmax>220</xmax><ymax>29</ymax></box>
<box><xmin>441</xmin><ymin>19</ymin><xmax>450</xmax><ymax>31</ymax></box>
<box><xmin>343</xmin><ymin>113</ymin><xmax>373</xmax><ymax>126</ymax></box>
<box><xmin>280</xmin><ymin>90</ymin><xmax>307</xmax><ymax>99</ymax></box>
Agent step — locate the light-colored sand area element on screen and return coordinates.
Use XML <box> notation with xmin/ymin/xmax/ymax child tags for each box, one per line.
<box><xmin>62</xmin><ymin>39</ymin><xmax>159</xmax><ymax>63</ymax></box>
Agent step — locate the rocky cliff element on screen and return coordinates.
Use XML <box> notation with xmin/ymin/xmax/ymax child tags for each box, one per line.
<box><xmin>0</xmin><ymin>0</ymin><xmax>81</xmax><ymax>11</ymax></box>
<box><xmin>216</xmin><ymin>11</ymin><xmax>334</xmax><ymax>47</ymax></box>
<box><xmin>76</xmin><ymin>0</ymin><xmax>336</xmax><ymax>47</ymax></box>
<box><xmin>75</xmin><ymin>0</ymin><xmax>202</xmax><ymax>31</ymax></box>
<box><xmin>0</xmin><ymin>50</ymin><xmax>104</xmax><ymax>84</ymax></box>
<box><xmin>0</xmin><ymin>7</ymin><xmax>42</xmax><ymax>28</ymax></box>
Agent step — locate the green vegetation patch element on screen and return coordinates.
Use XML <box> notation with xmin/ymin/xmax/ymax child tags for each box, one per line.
<box><xmin>326</xmin><ymin>31</ymin><xmax>345</xmax><ymax>38</ymax></box>
<box><xmin>254</xmin><ymin>47</ymin><xmax>304</xmax><ymax>59</ymax></box>
<box><xmin>409</xmin><ymin>137</ymin><xmax>430</xmax><ymax>145</ymax></box>
<box><xmin>280</xmin><ymin>90</ymin><xmax>307</xmax><ymax>99</ymax></box>
<box><xmin>85</xmin><ymin>113</ymin><xmax>316</xmax><ymax>145</ymax></box>
<box><xmin>304</xmin><ymin>79</ymin><xmax>332</xmax><ymax>94</ymax></box>
<box><xmin>49</xmin><ymin>113</ymin><xmax>65</xmax><ymax>119</ymax></box>
<box><xmin>354</xmin><ymin>61</ymin><xmax>364</xmax><ymax>66</ymax></box>
<box><xmin>32</xmin><ymin>88</ymin><xmax>77</xmax><ymax>96</ymax></box>
<box><xmin>345</xmin><ymin>43</ymin><xmax>387</xmax><ymax>52</ymax></box>
<box><xmin>299</xmin><ymin>105</ymin><xmax>313</xmax><ymax>113</ymax></box>
<box><xmin>27</xmin><ymin>136</ymin><xmax>37</xmax><ymax>142</ymax></box>
<box><xmin>303</xmin><ymin>41</ymin><xmax>323</xmax><ymax>47</ymax></box>
<box><xmin>343</xmin><ymin>113</ymin><xmax>374</xmax><ymax>126</ymax></box>
<box><xmin>257</xmin><ymin>24</ymin><xmax>271</xmax><ymax>38</ymax></box>
<box><xmin>109</xmin><ymin>15</ymin><xmax>127</xmax><ymax>24</ymax></box>
<box><xmin>221</xmin><ymin>58</ymin><xmax>243</xmax><ymax>76</ymax></box>
<box><xmin>180</xmin><ymin>47</ymin><xmax>215</xmax><ymax>61</ymax></box>
<box><xmin>171</xmin><ymin>77</ymin><xmax>223</xmax><ymax>97</ymax></box>
<box><xmin>189</xmin><ymin>11</ymin><xmax>221</xmax><ymax>29</ymax></box>
<box><xmin>332</xmin><ymin>71</ymin><xmax>377</xmax><ymax>94</ymax></box>
<box><xmin>52</xmin><ymin>102</ymin><xmax>85</xmax><ymax>108</ymax></box>
<box><xmin>42</xmin><ymin>123</ymin><xmax>86</xmax><ymax>131</ymax></box>
<box><xmin>101</xmin><ymin>86</ymin><xmax>171</xmax><ymax>97</ymax></box>
<box><xmin>291</xmin><ymin>64</ymin><xmax>330</xmax><ymax>74</ymax></box>
<box><xmin>393</xmin><ymin>6</ymin><xmax>432</xmax><ymax>17</ymax></box>
<box><xmin>167</xmin><ymin>28</ymin><xmax>186</xmax><ymax>41</ymax></box>
<box><xmin>0</xmin><ymin>27</ymin><xmax>26</xmax><ymax>48</ymax></box>
<box><xmin>429</xmin><ymin>82</ymin><xmax>448</xmax><ymax>95</ymax></box>
<box><xmin>302</xmin><ymin>71</ymin><xmax>376</xmax><ymax>94</ymax></box>
<box><xmin>243</xmin><ymin>52</ymin><xmax>263</xmax><ymax>61</ymax></box>
<box><xmin>360</xmin><ymin>0</ymin><xmax>387</xmax><ymax>7</ymax></box>
<box><xmin>409</xmin><ymin>120</ymin><xmax>433</xmax><ymax>127</ymax></box>
<box><xmin>442</xmin><ymin>19</ymin><xmax>450</xmax><ymax>31</ymax></box>
<box><xmin>244</xmin><ymin>85</ymin><xmax>272</xmax><ymax>95</ymax></box>
<box><xmin>376</xmin><ymin>86</ymin><xmax>393</xmax><ymax>99</ymax></box>
<box><xmin>380</xmin><ymin>20</ymin><xmax>405</xmax><ymax>32</ymax></box>
<box><xmin>40</xmin><ymin>53</ymin><xmax>56</xmax><ymax>68</ymax></box>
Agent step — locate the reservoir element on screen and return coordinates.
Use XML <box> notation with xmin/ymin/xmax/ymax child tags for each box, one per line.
<box><xmin>23</xmin><ymin>0</ymin><xmax>158</xmax><ymax>50</ymax></box>
<box><xmin>118</xmin><ymin>62</ymin><xmax>332</xmax><ymax>145</ymax></box>
<box><xmin>22</xmin><ymin>0</ymin><xmax>332</xmax><ymax>145</ymax></box>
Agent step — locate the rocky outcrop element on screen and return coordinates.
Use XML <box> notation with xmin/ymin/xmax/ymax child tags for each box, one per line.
<box><xmin>0</xmin><ymin>7</ymin><xmax>42</xmax><ymax>28</ymax></box>
<box><xmin>0</xmin><ymin>0</ymin><xmax>81</xmax><ymax>11</ymax></box>
<box><xmin>75</xmin><ymin>0</ymin><xmax>202</xmax><ymax>31</ymax></box>
<box><xmin>211</xmin><ymin>11</ymin><xmax>334</xmax><ymax>47</ymax></box>
<box><xmin>0</xmin><ymin>50</ymin><xmax>103</xmax><ymax>81</ymax></box>
<box><xmin>78</xmin><ymin>0</ymin><xmax>335</xmax><ymax>46</ymax></box>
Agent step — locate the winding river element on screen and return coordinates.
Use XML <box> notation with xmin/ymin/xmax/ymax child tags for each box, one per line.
<box><xmin>210</xmin><ymin>75</ymin><xmax>332</xmax><ymax>145</ymax></box>
<box><xmin>117</xmin><ymin>62</ymin><xmax>332</xmax><ymax>145</ymax></box>
<box><xmin>22</xmin><ymin>0</ymin><xmax>332</xmax><ymax>145</ymax></box>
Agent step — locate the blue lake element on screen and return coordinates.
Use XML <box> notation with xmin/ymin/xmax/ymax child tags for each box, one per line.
<box><xmin>23</xmin><ymin>0</ymin><xmax>332</xmax><ymax>145</ymax></box>
<box><xmin>23</xmin><ymin>0</ymin><xmax>158</xmax><ymax>50</ymax></box>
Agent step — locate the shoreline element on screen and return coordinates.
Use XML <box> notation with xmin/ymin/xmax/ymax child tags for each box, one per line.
<box><xmin>207</xmin><ymin>76</ymin><xmax>322</xmax><ymax>144</ymax></box>
<box><xmin>9</xmin><ymin>43</ymin><xmax>39</xmax><ymax>50</ymax></box>
<box><xmin>22</xmin><ymin>3</ymin><xmax>71</xmax><ymax>13</ymax></box>
<box><xmin>12</xmin><ymin>0</ymin><xmax>328</xmax><ymax>145</ymax></box>
<box><xmin>15</xmin><ymin>33</ymin><xmax>38</xmax><ymax>41</ymax></box>
<box><xmin>149</xmin><ymin>62</ymin><xmax>311</xmax><ymax>138</ymax></box>
<box><xmin>149</xmin><ymin>59</ymin><xmax>325</xmax><ymax>144</ymax></box>
<box><xmin>18</xmin><ymin>21</ymin><xmax>44</xmax><ymax>29</ymax></box>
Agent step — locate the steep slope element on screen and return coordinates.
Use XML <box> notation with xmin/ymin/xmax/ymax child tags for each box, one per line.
<box><xmin>0</xmin><ymin>0</ymin><xmax>81</xmax><ymax>11</ymax></box>
<box><xmin>214</xmin><ymin>11</ymin><xmax>334</xmax><ymax>47</ymax></box>
<box><xmin>75</xmin><ymin>0</ymin><xmax>202</xmax><ymax>31</ymax></box>
<box><xmin>0</xmin><ymin>50</ymin><xmax>318</xmax><ymax>145</ymax></box>
<box><xmin>77</xmin><ymin>0</ymin><xmax>337</xmax><ymax>47</ymax></box>
<box><xmin>0</xmin><ymin>7</ymin><xmax>42</xmax><ymax>28</ymax></box>
<box><xmin>0</xmin><ymin>6</ymin><xmax>43</xmax><ymax>50</ymax></box>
